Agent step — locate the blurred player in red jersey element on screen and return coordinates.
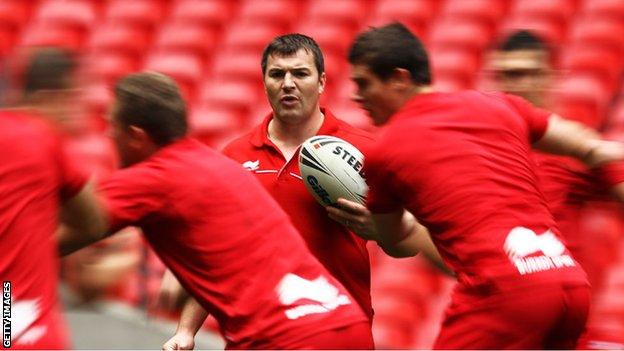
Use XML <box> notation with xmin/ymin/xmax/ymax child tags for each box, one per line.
<box><xmin>58</xmin><ymin>71</ymin><xmax>374</xmax><ymax>350</ymax></box>
<box><xmin>0</xmin><ymin>48</ymin><xmax>104</xmax><ymax>349</ymax></box>
<box><xmin>489</xmin><ymin>30</ymin><xmax>624</xmax><ymax>349</ymax></box>
<box><xmin>159</xmin><ymin>34</ymin><xmax>445</xmax><ymax>337</ymax></box>
<box><xmin>332</xmin><ymin>23</ymin><xmax>624</xmax><ymax>349</ymax></box>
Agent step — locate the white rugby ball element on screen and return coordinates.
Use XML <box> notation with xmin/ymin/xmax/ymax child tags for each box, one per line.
<box><xmin>299</xmin><ymin>135</ymin><xmax>368</xmax><ymax>206</ymax></box>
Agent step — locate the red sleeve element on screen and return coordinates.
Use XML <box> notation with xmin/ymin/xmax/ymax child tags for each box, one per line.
<box><xmin>597</xmin><ymin>161</ymin><xmax>624</xmax><ymax>188</ymax></box>
<box><xmin>98</xmin><ymin>166</ymin><xmax>167</xmax><ymax>232</ymax></box>
<box><xmin>364</xmin><ymin>144</ymin><xmax>403</xmax><ymax>214</ymax></box>
<box><xmin>56</xmin><ymin>136</ymin><xmax>89</xmax><ymax>200</ymax></box>
<box><xmin>504</xmin><ymin>94</ymin><xmax>551</xmax><ymax>142</ymax></box>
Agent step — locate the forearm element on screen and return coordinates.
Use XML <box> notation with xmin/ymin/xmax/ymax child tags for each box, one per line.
<box><xmin>533</xmin><ymin>115</ymin><xmax>611</xmax><ymax>166</ymax></box>
<box><xmin>58</xmin><ymin>181</ymin><xmax>110</xmax><ymax>256</ymax></box>
<box><xmin>57</xmin><ymin>224</ymin><xmax>108</xmax><ymax>256</ymax></box>
<box><xmin>176</xmin><ymin>297</ymin><xmax>208</xmax><ymax>336</ymax></box>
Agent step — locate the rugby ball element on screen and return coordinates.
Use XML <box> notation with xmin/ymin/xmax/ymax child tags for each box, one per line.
<box><xmin>299</xmin><ymin>135</ymin><xmax>368</xmax><ymax>206</ymax></box>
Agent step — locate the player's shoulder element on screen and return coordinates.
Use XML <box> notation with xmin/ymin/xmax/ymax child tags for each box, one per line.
<box><xmin>222</xmin><ymin>129</ymin><xmax>256</xmax><ymax>156</ymax></box>
<box><xmin>0</xmin><ymin>110</ymin><xmax>57</xmax><ymax>139</ymax></box>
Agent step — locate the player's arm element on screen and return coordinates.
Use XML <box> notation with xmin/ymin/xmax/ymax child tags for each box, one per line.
<box><xmin>162</xmin><ymin>297</ymin><xmax>208</xmax><ymax>351</ymax></box>
<box><xmin>327</xmin><ymin>199</ymin><xmax>449</xmax><ymax>270</ymax></box>
<box><xmin>157</xmin><ymin>269</ymin><xmax>189</xmax><ymax>311</ymax></box>
<box><xmin>58</xmin><ymin>180</ymin><xmax>110</xmax><ymax>256</ymax></box>
<box><xmin>534</xmin><ymin>114</ymin><xmax>624</xmax><ymax>167</ymax></box>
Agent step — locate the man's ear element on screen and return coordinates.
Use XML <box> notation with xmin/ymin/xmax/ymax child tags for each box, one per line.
<box><xmin>318</xmin><ymin>72</ymin><xmax>327</xmax><ymax>94</ymax></box>
<box><xmin>389</xmin><ymin>68</ymin><xmax>414</xmax><ymax>91</ymax></box>
<box><xmin>127</xmin><ymin>125</ymin><xmax>152</xmax><ymax>147</ymax></box>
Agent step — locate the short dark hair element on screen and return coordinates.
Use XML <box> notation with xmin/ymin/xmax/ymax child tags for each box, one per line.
<box><xmin>499</xmin><ymin>30</ymin><xmax>547</xmax><ymax>52</ymax></box>
<box><xmin>261</xmin><ymin>33</ymin><xmax>324</xmax><ymax>75</ymax></box>
<box><xmin>114</xmin><ymin>72</ymin><xmax>188</xmax><ymax>146</ymax></box>
<box><xmin>23</xmin><ymin>48</ymin><xmax>76</xmax><ymax>96</ymax></box>
<box><xmin>348</xmin><ymin>22</ymin><xmax>431</xmax><ymax>85</ymax></box>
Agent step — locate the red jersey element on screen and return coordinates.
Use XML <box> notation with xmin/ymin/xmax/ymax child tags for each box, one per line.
<box><xmin>222</xmin><ymin>109</ymin><xmax>375</xmax><ymax>319</ymax></box>
<box><xmin>0</xmin><ymin>111</ymin><xmax>87</xmax><ymax>349</ymax></box>
<box><xmin>98</xmin><ymin>137</ymin><xmax>366</xmax><ymax>348</ymax></box>
<box><xmin>364</xmin><ymin>91</ymin><xmax>588</xmax><ymax>291</ymax></box>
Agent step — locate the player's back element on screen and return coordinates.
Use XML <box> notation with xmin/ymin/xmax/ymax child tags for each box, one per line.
<box><xmin>370</xmin><ymin>91</ymin><xmax>586</xmax><ymax>288</ymax></box>
<box><xmin>101</xmin><ymin>138</ymin><xmax>366</xmax><ymax>348</ymax></box>
<box><xmin>0</xmin><ymin>111</ymin><xmax>71</xmax><ymax>349</ymax></box>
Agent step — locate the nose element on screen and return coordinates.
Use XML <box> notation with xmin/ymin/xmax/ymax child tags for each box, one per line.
<box><xmin>282</xmin><ymin>72</ymin><xmax>295</xmax><ymax>90</ymax></box>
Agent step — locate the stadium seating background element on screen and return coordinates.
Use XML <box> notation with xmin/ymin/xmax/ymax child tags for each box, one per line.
<box><xmin>2</xmin><ymin>0</ymin><xmax>624</xmax><ymax>348</ymax></box>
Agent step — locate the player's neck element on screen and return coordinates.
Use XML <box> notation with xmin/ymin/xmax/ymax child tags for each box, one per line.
<box><xmin>268</xmin><ymin>108</ymin><xmax>325</xmax><ymax>161</ymax></box>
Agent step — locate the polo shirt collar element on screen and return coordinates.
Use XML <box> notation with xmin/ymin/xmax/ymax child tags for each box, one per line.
<box><xmin>249</xmin><ymin>107</ymin><xmax>340</xmax><ymax>148</ymax></box>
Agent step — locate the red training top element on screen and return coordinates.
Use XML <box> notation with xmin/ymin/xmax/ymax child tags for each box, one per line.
<box><xmin>222</xmin><ymin>109</ymin><xmax>375</xmax><ymax>319</ymax></box>
<box><xmin>0</xmin><ymin>111</ymin><xmax>88</xmax><ymax>349</ymax></box>
<box><xmin>364</xmin><ymin>92</ymin><xmax>588</xmax><ymax>292</ymax></box>
<box><xmin>99</xmin><ymin>137</ymin><xmax>367</xmax><ymax>349</ymax></box>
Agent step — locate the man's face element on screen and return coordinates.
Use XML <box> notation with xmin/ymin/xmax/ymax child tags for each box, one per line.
<box><xmin>263</xmin><ymin>49</ymin><xmax>325</xmax><ymax>124</ymax></box>
<box><xmin>350</xmin><ymin>63</ymin><xmax>398</xmax><ymax>126</ymax></box>
<box><xmin>488</xmin><ymin>49</ymin><xmax>552</xmax><ymax>106</ymax></box>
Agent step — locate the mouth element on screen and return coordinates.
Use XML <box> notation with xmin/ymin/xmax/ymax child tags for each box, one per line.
<box><xmin>280</xmin><ymin>95</ymin><xmax>299</xmax><ymax>107</ymax></box>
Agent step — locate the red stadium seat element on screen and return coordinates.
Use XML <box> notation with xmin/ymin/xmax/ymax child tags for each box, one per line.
<box><xmin>105</xmin><ymin>0</ymin><xmax>166</xmax><ymax>31</ymax></box>
<box><xmin>89</xmin><ymin>23</ymin><xmax>152</xmax><ymax>62</ymax></box>
<box><xmin>552</xmin><ymin>74</ymin><xmax>611</xmax><ymax>129</ymax></box>
<box><xmin>170</xmin><ymin>0</ymin><xmax>233</xmax><ymax>29</ymax></box>
<box><xmin>294</xmin><ymin>21</ymin><xmax>355</xmax><ymax>57</ymax></box>
<box><xmin>0</xmin><ymin>0</ymin><xmax>33</xmax><ymax>30</ymax></box>
<box><xmin>428</xmin><ymin>19</ymin><xmax>493</xmax><ymax>53</ymax></box>
<box><xmin>84</xmin><ymin>52</ymin><xmax>139</xmax><ymax>86</ymax></box>
<box><xmin>20</xmin><ymin>21</ymin><xmax>85</xmax><ymax>50</ymax></box>
<box><xmin>442</xmin><ymin>0</ymin><xmax>507</xmax><ymax>29</ymax></box>
<box><xmin>511</xmin><ymin>0</ymin><xmax>576</xmax><ymax>25</ymax></box>
<box><xmin>154</xmin><ymin>22</ymin><xmax>217</xmax><ymax>61</ymax></box>
<box><xmin>584</xmin><ymin>0</ymin><xmax>624</xmax><ymax>20</ymax></box>
<box><xmin>212</xmin><ymin>50</ymin><xmax>263</xmax><ymax>86</ymax></box>
<box><xmin>500</xmin><ymin>16</ymin><xmax>567</xmax><ymax>44</ymax></box>
<box><xmin>222</xmin><ymin>21</ymin><xmax>285</xmax><ymax>54</ymax></box>
<box><xmin>560</xmin><ymin>45</ymin><xmax>623</xmax><ymax>92</ymax></box>
<box><xmin>430</xmin><ymin>48</ymin><xmax>480</xmax><ymax>89</ymax></box>
<box><xmin>81</xmin><ymin>82</ymin><xmax>113</xmax><ymax>128</ymax></box>
<box><xmin>331</xmin><ymin>102</ymin><xmax>374</xmax><ymax>131</ymax></box>
<box><xmin>432</xmin><ymin>74</ymin><xmax>470</xmax><ymax>92</ymax></box>
<box><xmin>189</xmin><ymin>105</ymin><xmax>242</xmax><ymax>147</ymax></box>
<box><xmin>370</xmin><ymin>0</ymin><xmax>437</xmax><ymax>38</ymax></box>
<box><xmin>238</xmin><ymin>0</ymin><xmax>299</xmax><ymax>29</ymax></box>
<box><xmin>198</xmin><ymin>80</ymin><xmax>259</xmax><ymax>118</ymax></box>
<box><xmin>34</xmin><ymin>0</ymin><xmax>97</xmax><ymax>30</ymax></box>
<box><xmin>569</xmin><ymin>18</ymin><xmax>624</xmax><ymax>53</ymax></box>
<box><xmin>306</xmin><ymin>0</ymin><xmax>368</xmax><ymax>31</ymax></box>
<box><xmin>145</xmin><ymin>53</ymin><xmax>204</xmax><ymax>102</ymax></box>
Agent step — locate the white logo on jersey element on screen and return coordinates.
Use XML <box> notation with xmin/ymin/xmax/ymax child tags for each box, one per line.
<box><xmin>276</xmin><ymin>273</ymin><xmax>351</xmax><ymax>320</ymax></box>
<box><xmin>242</xmin><ymin>160</ymin><xmax>260</xmax><ymax>171</ymax></box>
<box><xmin>504</xmin><ymin>226</ymin><xmax>575</xmax><ymax>275</ymax></box>
<box><xmin>11</xmin><ymin>299</ymin><xmax>44</xmax><ymax>344</ymax></box>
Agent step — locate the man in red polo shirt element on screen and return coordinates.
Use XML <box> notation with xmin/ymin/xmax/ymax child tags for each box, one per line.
<box><xmin>59</xmin><ymin>72</ymin><xmax>372</xmax><ymax>349</ymax></box>
<box><xmin>339</xmin><ymin>23</ymin><xmax>624</xmax><ymax>349</ymax></box>
<box><xmin>222</xmin><ymin>34</ymin><xmax>376</xmax><ymax>321</ymax></box>
<box><xmin>0</xmin><ymin>48</ymin><xmax>103</xmax><ymax>349</ymax></box>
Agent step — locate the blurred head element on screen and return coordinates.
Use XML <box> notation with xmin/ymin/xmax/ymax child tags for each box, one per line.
<box><xmin>111</xmin><ymin>71</ymin><xmax>188</xmax><ymax>167</ymax></box>
<box><xmin>489</xmin><ymin>30</ymin><xmax>552</xmax><ymax>106</ymax></box>
<box><xmin>261</xmin><ymin>34</ymin><xmax>326</xmax><ymax>125</ymax></box>
<box><xmin>348</xmin><ymin>22</ymin><xmax>431</xmax><ymax>125</ymax></box>
<box><xmin>20</xmin><ymin>48</ymin><xmax>81</xmax><ymax>131</ymax></box>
